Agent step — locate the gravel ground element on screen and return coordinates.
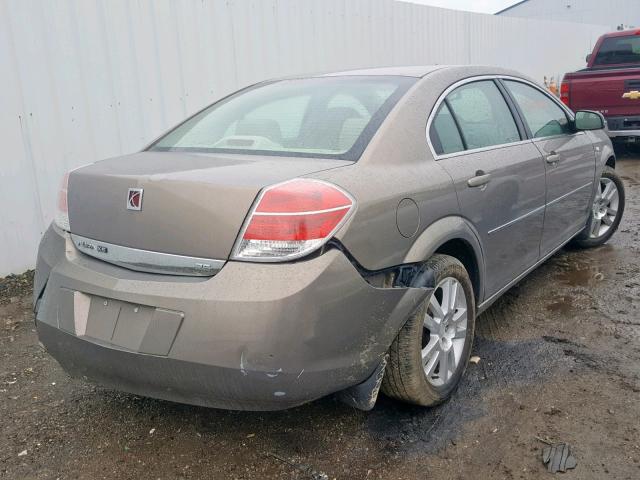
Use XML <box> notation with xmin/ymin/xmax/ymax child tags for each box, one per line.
<box><xmin>1</xmin><ymin>153</ymin><xmax>639</xmax><ymax>480</ymax></box>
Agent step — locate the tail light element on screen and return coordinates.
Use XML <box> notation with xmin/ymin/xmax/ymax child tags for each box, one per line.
<box><xmin>54</xmin><ymin>172</ymin><xmax>70</xmax><ymax>231</ymax></box>
<box><xmin>232</xmin><ymin>179</ymin><xmax>355</xmax><ymax>261</ymax></box>
<box><xmin>560</xmin><ymin>80</ymin><xmax>570</xmax><ymax>107</ymax></box>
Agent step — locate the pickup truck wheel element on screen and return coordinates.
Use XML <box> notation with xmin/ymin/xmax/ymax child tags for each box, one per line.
<box><xmin>381</xmin><ymin>254</ymin><xmax>476</xmax><ymax>407</ymax></box>
<box><xmin>572</xmin><ymin>166</ymin><xmax>625</xmax><ymax>249</ymax></box>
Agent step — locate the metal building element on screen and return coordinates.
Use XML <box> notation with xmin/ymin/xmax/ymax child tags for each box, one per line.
<box><xmin>497</xmin><ymin>0</ymin><xmax>639</xmax><ymax>31</ymax></box>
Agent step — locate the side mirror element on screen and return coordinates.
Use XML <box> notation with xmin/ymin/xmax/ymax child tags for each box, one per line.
<box><xmin>574</xmin><ymin>110</ymin><xmax>605</xmax><ymax>131</ymax></box>
<box><xmin>586</xmin><ymin>53</ymin><xmax>592</xmax><ymax>63</ymax></box>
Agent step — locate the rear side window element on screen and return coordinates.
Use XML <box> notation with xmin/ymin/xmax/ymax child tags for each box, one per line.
<box><xmin>430</xmin><ymin>103</ymin><xmax>465</xmax><ymax>155</ymax></box>
<box><xmin>593</xmin><ymin>35</ymin><xmax>640</xmax><ymax>66</ymax></box>
<box><xmin>445</xmin><ymin>81</ymin><xmax>520</xmax><ymax>150</ymax></box>
<box><xmin>504</xmin><ymin>81</ymin><xmax>571</xmax><ymax>138</ymax></box>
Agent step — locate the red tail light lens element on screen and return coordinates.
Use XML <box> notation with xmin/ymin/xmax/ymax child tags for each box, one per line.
<box><xmin>560</xmin><ymin>81</ymin><xmax>570</xmax><ymax>107</ymax></box>
<box><xmin>54</xmin><ymin>172</ymin><xmax>70</xmax><ymax>231</ymax></box>
<box><xmin>233</xmin><ymin>179</ymin><xmax>355</xmax><ymax>261</ymax></box>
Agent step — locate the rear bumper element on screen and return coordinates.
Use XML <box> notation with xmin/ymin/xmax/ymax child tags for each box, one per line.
<box><xmin>608</xmin><ymin>129</ymin><xmax>640</xmax><ymax>139</ymax></box>
<box><xmin>35</xmin><ymin>225</ymin><xmax>429</xmax><ymax>410</ymax></box>
<box><xmin>606</xmin><ymin>115</ymin><xmax>640</xmax><ymax>139</ymax></box>
<box><xmin>37</xmin><ymin>321</ymin><xmax>348</xmax><ymax>410</ymax></box>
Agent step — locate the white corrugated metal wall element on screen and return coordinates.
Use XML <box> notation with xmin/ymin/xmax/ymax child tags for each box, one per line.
<box><xmin>0</xmin><ymin>0</ymin><xmax>608</xmax><ymax>276</ymax></box>
<box><xmin>497</xmin><ymin>0</ymin><xmax>639</xmax><ymax>30</ymax></box>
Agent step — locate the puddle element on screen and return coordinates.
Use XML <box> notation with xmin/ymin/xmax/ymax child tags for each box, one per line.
<box><xmin>555</xmin><ymin>266</ymin><xmax>597</xmax><ymax>287</ymax></box>
<box><xmin>546</xmin><ymin>295</ymin><xmax>574</xmax><ymax>314</ymax></box>
<box><xmin>554</xmin><ymin>260</ymin><xmax>605</xmax><ymax>287</ymax></box>
<box><xmin>616</xmin><ymin>158</ymin><xmax>640</xmax><ymax>192</ymax></box>
<box><xmin>366</xmin><ymin>335</ymin><xmax>572</xmax><ymax>454</ymax></box>
<box><xmin>620</xmin><ymin>175</ymin><xmax>640</xmax><ymax>187</ymax></box>
<box><xmin>554</xmin><ymin>246</ymin><xmax>618</xmax><ymax>287</ymax></box>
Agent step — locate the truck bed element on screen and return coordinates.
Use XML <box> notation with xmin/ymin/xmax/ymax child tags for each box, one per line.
<box><xmin>564</xmin><ymin>67</ymin><xmax>640</xmax><ymax>118</ymax></box>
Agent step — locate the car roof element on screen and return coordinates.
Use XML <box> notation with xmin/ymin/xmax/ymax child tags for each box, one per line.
<box><xmin>319</xmin><ymin>65</ymin><xmax>446</xmax><ymax>78</ymax></box>
<box><xmin>271</xmin><ymin>65</ymin><xmax>533</xmax><ymax>86</ymax></box>
<box><xmin>598</xmin><ymin>29</ymin><xmax>640</xmax><ymax>39</ymax></box>
<box><xmin>313</xmin><ymin>65</ymin><xmax>526</xmax><ymax>79</ymax></box>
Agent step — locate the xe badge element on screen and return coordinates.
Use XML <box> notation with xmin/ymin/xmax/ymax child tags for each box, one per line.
<box><xmin>127</xmin><ymin>188</ymin><xmax>143</xmax><ymax>211</ymax></box>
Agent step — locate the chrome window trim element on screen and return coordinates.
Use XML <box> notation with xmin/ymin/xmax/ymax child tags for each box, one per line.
<box><xmin>498</xmin><ymin>76</ymin><xmax>576</xmax><ymax>121</ymax></box>
<box><xmin>70</xmin><ymin>234</ymin><xmax>225</xmax><ymax>277</ymax></box>
<box><xmin>499</xmin><ymin>77</ymin><xmax>583</xmax><ymax>141</ymax></box>
<box><xmin>432</xmin><ymin>138</ymin><xmax>532</xmax><ymax>160</ymax></box>
<box><xmin>426</xmin><ymin>74</ymin><xmax>579</xmax><ymax>160</ymax></box>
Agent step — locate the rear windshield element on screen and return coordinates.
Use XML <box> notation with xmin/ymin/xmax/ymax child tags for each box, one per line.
<box><xmin>149</xmin><ymin>76</ymin><xmax>416</xmax><ymax>160</ymax></box>
<box><xmin>593</xmin><ymin>34</ymin><xmax>640</xmax><ymax>66</ymax></box>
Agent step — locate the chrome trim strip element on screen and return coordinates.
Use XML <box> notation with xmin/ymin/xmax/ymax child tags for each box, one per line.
<box><xmin>70</xmin><ymin>234</ymin><xmax>225</xmax><ymax>277</ymax></box>
<box><xmin>487</xmin><ymin>204</ymin><xmax>546</xmax><ymax>235</ymax></box>
<box><xmin>487</xmin><ymin>182</ymin><xmax>592</xmax><ymax>235</ymax></box>
<box><xmin>252</xmin><ymin>205</ymin><xmax>351</xmax><ymax>216</ymax></box>
<box><xmin>547</xmin><ymin>182</ymin><xmax>593</xmax><ymax>207</ymax></box>
<box><xmin>477</xmin><ymin>226</ymin><xmax>585</xmax><ymax>314</ymax></box>
<box><xmin>433</xmin><ymin>139</ymin><xmax>533</xmax><ymax>160</ymax></box>
<box><xmin>425</xmin><ymin>74</ymin><xmax>577</xmax><ymax>161</ymax></box>
<box><xmin>608</xmin><ymin>129</ymin><xmax>640</xmax><ymax>138</ymax></box>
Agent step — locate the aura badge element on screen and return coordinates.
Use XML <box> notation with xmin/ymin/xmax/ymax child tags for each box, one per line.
<box><xmin>127</xmin><ymin>188</ymin><xmax>143</xmax><ymax>211</ymax></box>
<box><xmin>622</xmin><ymin>90</ymin><xmax>640</xmax><ymax>100</ymax></box>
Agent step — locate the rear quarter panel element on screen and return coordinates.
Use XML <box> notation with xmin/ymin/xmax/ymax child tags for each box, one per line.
<box><xmin>310</xmin><ymin>67</ymin><xmax>517</xmax><ymax>275</ymax></box>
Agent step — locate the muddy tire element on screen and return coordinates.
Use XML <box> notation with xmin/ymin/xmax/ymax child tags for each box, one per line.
<box><xmin>572</xmin><ymin>166</ymin><xmax>625</xmax><ymax>249</ymax></box>
<box><xmin>381</xmin><ymin>254</ymin><xmax>476</xmax><ymax>407</ymax></box>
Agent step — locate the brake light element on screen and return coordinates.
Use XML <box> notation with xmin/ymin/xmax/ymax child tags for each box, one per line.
<box><xmin>560</xmin><ymin>80</ymin><xmax>570</xmax><ymax>107</ymax></box>
<box><xmin>54</xmin><ymin>172</ymin><xmax>70</xmax><ymax>231</ymax></box>
<box><xmin>232</xmin><ymin>179</ymin><xmax>355</xmax><ymax>261</ymax></box>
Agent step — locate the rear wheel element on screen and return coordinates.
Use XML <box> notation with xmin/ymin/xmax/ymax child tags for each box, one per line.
<box><xmin>572</xmin><ymin>166</ymin><xmax>625</xmax><ymax>249</ymax></box>
<box><xmin>381</xmin><ymin>254</ymin><xmax>476</xmax><ymax>406</ymax></box>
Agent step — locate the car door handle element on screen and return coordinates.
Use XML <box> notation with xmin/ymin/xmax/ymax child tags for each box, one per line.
<box><xmin>546</xmin><ymin>153</ymin><xmax>560</xmax><ymax>164</ymax></box>
<box><xmin>467</xmin><ymin>171</ymin><xmax>491</xmax><ymax>188</ymax></box>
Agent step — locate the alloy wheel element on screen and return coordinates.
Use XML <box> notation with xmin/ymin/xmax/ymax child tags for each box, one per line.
<box><xmin>422</xmin><ymin>277</ymin><xmax>468</xmax><ymax>387</ymax></box>
<box><xmin>589</xmin><ymin>177</ymin><xmax>619</xmax><ymax>239</ymax></box>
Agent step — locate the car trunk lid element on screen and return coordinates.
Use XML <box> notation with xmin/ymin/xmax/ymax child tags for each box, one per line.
<box><xmin>67</xmin><ymin>151</ymin><xmax>352</xmax><ymax>264</ymax></box>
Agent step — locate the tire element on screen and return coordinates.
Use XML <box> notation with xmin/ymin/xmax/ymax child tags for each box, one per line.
<box><xmin>381</xmin><ymin>254</ymin><xmax>476</xmax><ymax>407</ymax></box>
<box><xmin>572</xmin><ymin>166</ymin><xmax>625</xmax><ymax>249</ymax></box>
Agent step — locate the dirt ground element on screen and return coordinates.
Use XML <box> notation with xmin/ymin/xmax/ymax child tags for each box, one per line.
<box><xmin>1</xmin><ymin>151</ymin><xmax>639</xmax><ymax>480</ymax></box>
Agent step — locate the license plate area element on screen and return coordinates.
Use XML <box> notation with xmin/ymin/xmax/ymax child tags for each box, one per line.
<box><xmin>58</xmin><ymin>289</ymin><xmax>184</xmax><ymax>356</ymax></box>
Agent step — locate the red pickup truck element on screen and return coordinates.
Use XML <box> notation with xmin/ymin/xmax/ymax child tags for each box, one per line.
<box><xmin>561</xmin><ymin>30</ymin><xmax>640</xmax><ymax>144</ymax></box>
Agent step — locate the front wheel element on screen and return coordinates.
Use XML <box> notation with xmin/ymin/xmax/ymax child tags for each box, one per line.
<box><xmin>381</xmin><ymin>254</ymin><xmax>476</xmax><ymax>407</ymax></box>
<box><xmin>572</xmin><ymin>166</ymin><xmax>625</xmax><ymax>249</ymax></box>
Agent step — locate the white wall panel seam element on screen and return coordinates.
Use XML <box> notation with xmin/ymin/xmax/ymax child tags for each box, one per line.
<box><xmin>0</xmin><ymin>0</ymin><xmax>610</xmax><ymax>275</ymax></box>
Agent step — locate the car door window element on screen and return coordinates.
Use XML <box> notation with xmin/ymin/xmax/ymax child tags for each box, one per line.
<box><xmin>504</xmin><ymin>80</ymin><xmax>572</xmax><ymax>138</ymax></box>
<box><xmin>430</xmin><ymin>103</ymin><xmax>465</xmax><ymax>155</ymax></box>
<box><xmin>445</xmin><ymin>81</ymin><xmax>520</xmax><ymax>150</ymax></box>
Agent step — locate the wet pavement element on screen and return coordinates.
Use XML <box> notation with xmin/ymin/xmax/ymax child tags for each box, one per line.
<box><xmin>1</xmin><ymin>151</ymin><xmax>639</xmax><ymax>479</ymax></box>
